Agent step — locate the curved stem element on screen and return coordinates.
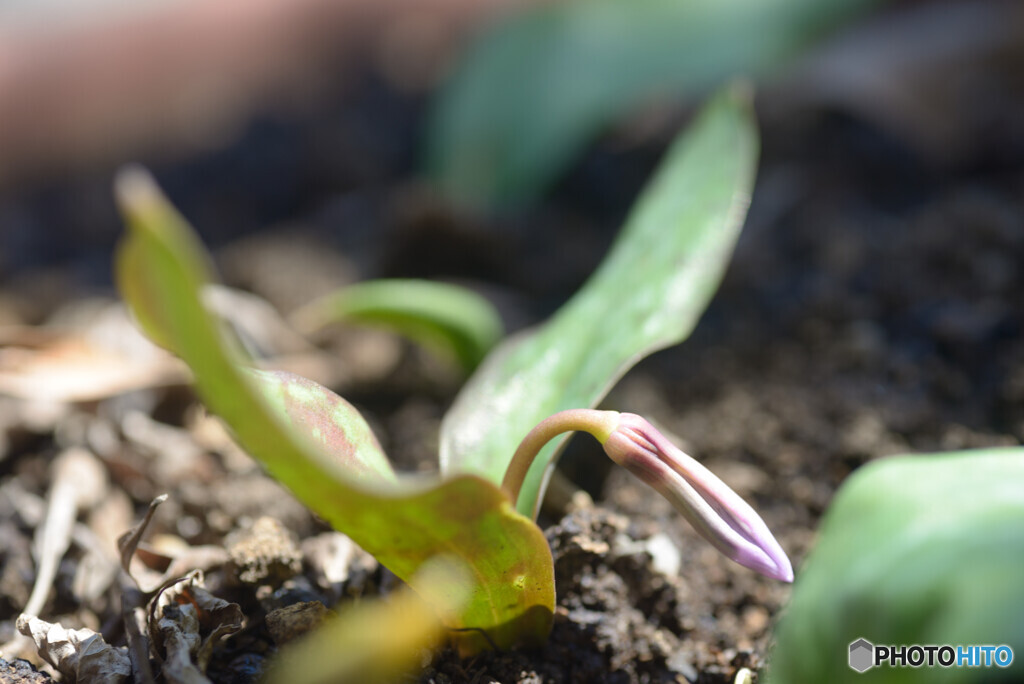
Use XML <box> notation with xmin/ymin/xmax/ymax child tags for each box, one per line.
<box><xmin>502</xmin><ymin>409</ymin><xmax>620</xmax><ymax>516</ymax></box>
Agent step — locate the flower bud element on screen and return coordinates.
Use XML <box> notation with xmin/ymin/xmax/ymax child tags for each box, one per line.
<box><xmin>602</xmin><ymin>413</ymin><xmax>793</xmax><ymax>582</ymax></box>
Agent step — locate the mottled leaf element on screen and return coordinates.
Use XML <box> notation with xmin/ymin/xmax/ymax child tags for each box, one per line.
<box><xmin>427</xmin><ymin>0</ymin><xmax>877</xmax><ymax>208</ymax></box>
<box><xmin>292</xmin><ymin>279</ymin><xmax>503</xmax><ymax>372</ymax></box>
<box><xmin>767</xmin><ymin>450</ymin><xmax>1024</xmax><ymax>684</ymax></box>
<box><xmin>248</xmin><ymin>369</ymin><xmax>396</xmax><ymax>484</ymax></box>
<box><xmin>114</xmin><ymin>168</ymin><xmax>553</xmax><ymax>653</ymax></box>
<box><xmin>440</xmin><ymin>87</ymin><xmax>757</xmax><ymax>517</ymax></box>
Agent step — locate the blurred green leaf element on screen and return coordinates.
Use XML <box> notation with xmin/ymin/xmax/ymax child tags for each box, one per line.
<box><xmin>264</xmin><ymin>559</ymin><xmax>471</xmax><ymax>684</ymax></box>
<box><xmin>767</xmin><ymin>450</ymin><xmax>1024</xmax><ymax>684</ymax></box>
<box><xmin>291</xmin><ymin>279</ymin><xmax>503</xmax><ymax>372</ymax></box>
<box><xmin>440</xmin><ymin>87</ymin><xmax>757</xmax><ymax>517</ymax></box>
<box><xmin>427</xmin><ymin>0</ymin><xmax>877</xmax><ymax>208</ymax></box>
<box><xmin>114</xmin><ymin>168</ymin><xmax>553</xmax><ymax>654</ymax></box>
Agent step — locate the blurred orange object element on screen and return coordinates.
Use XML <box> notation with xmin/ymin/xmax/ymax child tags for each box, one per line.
<box><xmin>0</xmin><ymin>0</ymin><xmax>540</xmax><ymax>186</ymax></box>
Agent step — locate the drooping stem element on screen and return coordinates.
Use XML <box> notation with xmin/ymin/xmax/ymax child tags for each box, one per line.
<box><xmin>502</xmin><ymin>409</ymin><xmax>620</xmax><ymax>515</ymax></box>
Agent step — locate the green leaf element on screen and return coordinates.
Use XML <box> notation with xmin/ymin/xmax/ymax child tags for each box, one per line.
<box><xmin>291</xmin><ymin>279</ymin><xmax>504</xmax><ymax>372</ymax></box>
<box><xmin>114</xmin><ymin>168</ymin><xmax>553</xmax><ymax>654</ymax></box>
<box><xmin>766</xmin><ymin>450</ymin><xmax>1024</xmax><ymax>684</ymax></box>
<box><xmin>427</xmin><ymin>0</ymin><xmax>877</xmax><ymax>208</ymax></box>
<box><xmin>440</xmin><ymin>86</ymin><xmax>757</xmax><ymax>517</ymax></box>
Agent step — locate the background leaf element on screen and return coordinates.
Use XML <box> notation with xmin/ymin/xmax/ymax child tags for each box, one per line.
<box><xmin>439</xmin><ymin>86</ymin><xmax>758</xmax><ymax>517</ymax></box>
<box><xmin>114</xmin><ymin>168</ymin><xmax>553</xmax><ymax>654</ymax></box>
<box><xmin>290</xmin><ymin>278</ymin><xmax>503</xmax><ymax>372</ymax></box>
<box><xmin>426</xmin><ymin>0</ymin><xmax>877</xmax><ymax>208</ymax></box>
<box><xmin>766</xmin><ymin>450</ymin><xmax>1024</xmax><ymax>684</ymax></box>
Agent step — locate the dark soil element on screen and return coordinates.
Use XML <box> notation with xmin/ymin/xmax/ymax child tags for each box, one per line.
<box><xmin>2</xmin><ymin>3</ymin><xmax>1023</xmax><ymax>682</ymax></box>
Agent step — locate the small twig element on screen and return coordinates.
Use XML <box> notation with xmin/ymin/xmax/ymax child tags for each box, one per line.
<box><xmin>118</xmin><ymin>494</ymin><xmax>168</xmax><ymax>684</ymax></box>
<box><xmin>24</xmin><ymin>448</ymin><xmax>108</xmax><ymax>617</ymax></box>
<box><xmin>118</xmin><ymin>494</ymin><xmax>169</xmax><ymax>578</ymax></box>
<box><xmin>0</xmin><ymin>483</ymin><xmax>114</xmax><ymax>564</ymax></box>
<box><xmin>0</xmin><ymin>448</ymin><xmax>108</xmax><ymax>658</ymax></box>
<box><xmin>123</xmin><ymin>585</ymin><xmax>156</xmax><ymax>684</ymax></box>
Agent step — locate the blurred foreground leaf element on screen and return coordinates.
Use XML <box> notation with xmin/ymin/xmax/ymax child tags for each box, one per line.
<box><xmin>265</xmin><ymin>559</ymin><xmax>471</xmax><ymax>684</ymax></box>
<box><xmin>115</xmin><ymin>169</ymin><xmax>553</xmax><ymax>654</ymax></box>
<box><xmin>767</xmin><ymin>450</ymin><xmax>1024</xmax><ymax>684</ymax></box>
<box><xmin>291</xmin><ymin>279</ymin><xmax>503</xmax><ymax>372</ymax></box>
<box><xmin>440</xmin><ymin>87</ymin><xmax>757</xmax><ymax>517</ymax></box>
<box><xmin>427</xmin><ymin>0</ymin><xmax>877</xmax><ymax>208</ymax></box>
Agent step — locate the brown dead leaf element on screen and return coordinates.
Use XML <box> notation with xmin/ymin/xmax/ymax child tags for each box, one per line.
<box><xmin>156</xmin><ymin>603</ymin><xmax>209</xmax><ymax>684</ymax></box>
<box><xmin>0</xmin><ymin>303</ymin><xmax>185</xmax><ymax>403</ymax></box>
<box><xmin>149</xmin><ymin>571</ymin><xmax>243</xmax><ymax>679</ymax></box>
<box><xmin>15</xmin><ymin>614</ymin><xmax>131</xmax><ymax>683</ymax></box>
<box><xmin>118</xmin><ymin>494</ymin><xmax>169</xmax><ymax>586</ymax></box>
<box><xmin>117</xmin><ymin>495</ymin><xmax>230</xmax><ymax>597</ymax></box>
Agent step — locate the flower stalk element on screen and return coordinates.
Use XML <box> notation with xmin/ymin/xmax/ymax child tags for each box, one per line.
<box><xmin>505</xmin><ymin>409</ymin><xmax>793</xmax><ymax>582</ymax></box>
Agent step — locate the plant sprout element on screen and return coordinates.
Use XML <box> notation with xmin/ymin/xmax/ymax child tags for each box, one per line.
<box><xmin>114</xmin><ymin>86</ymin><xmax>791</xmax><ymax>657</ymax></box>
<box><xmin>503</xmin><ymin>409</ymin><xmax>792</xmax><ymax>581</ymax></box>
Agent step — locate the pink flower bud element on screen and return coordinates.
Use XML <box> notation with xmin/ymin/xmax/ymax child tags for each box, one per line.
<box><xmin>602</xmin><ymin>413</ymin><xmax>793</xmax><ymax>582</ymax></box>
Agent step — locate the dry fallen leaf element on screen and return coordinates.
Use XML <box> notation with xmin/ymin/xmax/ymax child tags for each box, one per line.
<box><xmin>149</xmin><ymin>571</ymin><xmax>243</xmax><ymax>680</ymax></box>
<box><xmin>0</xmin><ymin>302</ymin><xmax>185</xmax><ymax>403</ymax></box>
<box><xmin>16</xmin><ymin>614</ymin><xmax>131</xmax><ymax>683</ymax></box>
<box><xmin>156</xmin><ymin>603</ymin><xmax>209</xmax><ymax>684</ymax></box>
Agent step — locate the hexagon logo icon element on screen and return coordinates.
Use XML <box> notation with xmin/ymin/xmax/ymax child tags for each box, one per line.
<box><xmin>849</xmin><ymin>638</ymin><xmax>874</xmax><ymax>673</ymax></box>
